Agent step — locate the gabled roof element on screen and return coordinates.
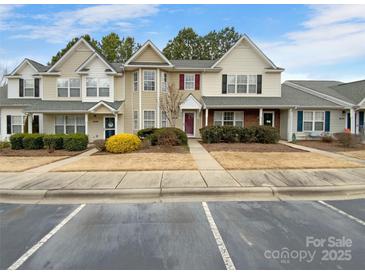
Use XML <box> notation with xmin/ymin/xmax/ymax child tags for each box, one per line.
<box><xmin>124</xmin><ymin>40</ymin><xmax>173</xmax><ymax>67</ymax></box>
<box><xmin>47</xmin><ymin>38</ymin><xmax>119</xmax><ymax>74</ymax></box>
<box><xmin>75</xmin><ymin>52</ymin><xmax>120</xmax><ymax>74</ymax></box>
<box><xmin>211</xmin><ymin>34</ymin><xmax>279</xmax><ymax>69</ymax></box>
<box><xmin>180</xmin><ymin>94</ymin><xmax>202</xmax><ymax>109</ymax></box>
<box><xmin>9</xmin><ymin>58</ymin><xmax>48</xmax><ymax>76</ymax></box>
<box><xmin>286</xmin><ymin>80</ymin><xmax>365</xmax><ymax>106</ymax></box>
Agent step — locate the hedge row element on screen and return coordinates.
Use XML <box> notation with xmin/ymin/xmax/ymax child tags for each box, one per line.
<box><xmin>9</xmin><ymin>133</ymin><xmax>88</xmax><ymax>151</ymax></box>
<box><xmin>137</xmin><ymin>127</ymin><xmax>188</xmax><ymax>146</ymax></box>
<box><xmin>199</xmin><ymin>125</ymin><xmax>280</xmax><ymax>144</ymax></box>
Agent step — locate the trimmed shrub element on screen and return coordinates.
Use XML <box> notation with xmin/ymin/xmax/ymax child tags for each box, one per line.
<box><xmin>9</xmin><ymin>133</ymin><xmax>26</xmax><ymax>150</ymax></box>
<box><xmin>200</xmin><ymin>126</ymin><xmax>224</xmax><ymax>143</ymax></box>
<box><xmin>200</xmin><ymin>125</ymin><xmax>280</xmax><ymax>144</ymax></box>
<box><xmin>154</xmin><ymin>128</ymin><xmax>179</xmax><ymax>146</ymax></box>
<box><xmin>93</xmin><ymin>139</ymin><xmax>106</xmax><ymax>152</ymax></box>
<box><xmin>334</xmin><ymin>132</ymin><xmax>361</xmax><ymax>148</ymax></box>
<box><xmin>251</xmin><ymin>125</ymin><xmax>280</xmax><ymax>144</ymax></box>
<box><xmin>106</xmin><ymin>133</ymin><xmax>141</xmax><ymax>153</ymax></box>
<box><xmin>0</xmin><ymin>141</ymin><xmax>10</xmax><ymax>149</ymax></box>
<box><xmin>161</xmin><ymin>127</ymin><xmax>188</xmax><ymax>145</ymax></box>
<box><xmin>43</xmin><ymin>134</ymin><xmax>64</xmax><ymax>152</ymax></box>
<box><xmin>137</xmin><ymin>128</ymin><xmax>157</xmax><ymax>139</ymax></box>
<box><xmin>63</xmin><ymin>134</ymin><xmax>88</xmax><ymax>151</ymax></box>
<box><xmin>321</xmin><ymin>133</ymin><xmax>334</xmax><ymax>143</ymax></box>
<box><xmin>221</xmin><ymin>126</ymin><xmax>240</xmax><ymax>143</ymax></box>
<box><xmin>23</xmin><ymin>134</ymin><xmax>44</xmax><ymax>149</ymax></box>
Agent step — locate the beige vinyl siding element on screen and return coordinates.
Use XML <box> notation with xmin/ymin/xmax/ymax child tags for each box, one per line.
<box><xmin>43</xmin><ymin>76</ymin><xmax>82</xmax><ymax>101</ymax></box>
<box><xmin>123</xmin><ymin>71</ymin><xmax>135</xmax><ymax>133</ymax></box>
<box><xmin>202</xmin><ymin>39</ymin><xmax>281</xmax><ymax>97</ymax></box>
<box><xmin>8</xmin><ymin>64</ymin><xmax>38</xmax><ymax>98</ymax></box>
<box><xmin>293</xmin><ymin>109</ymin><xmax>345</xmax><ymax>139</ymax></box>
<box><xmin>43</xmin><ymin>114</ymin><xmax>56</xmax><ymax>134</ymax></box>
<box><xmin>134</xmin><ymin>45</ymin><xmax>166</xmax><ymax>63</ymax></box>
<box><xmin>114</xmin><ymin>76</ymin><xmax>124</xmax><ymax>101</ymax></box>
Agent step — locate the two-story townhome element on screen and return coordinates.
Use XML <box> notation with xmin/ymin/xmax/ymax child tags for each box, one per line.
<box><xmin>1</xmin><ymin>34</ymin><xmax>364</xmax><ymax>142</ymax></box>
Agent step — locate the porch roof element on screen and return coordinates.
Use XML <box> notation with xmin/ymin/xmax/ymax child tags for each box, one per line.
<box><xmin>0</xmin><ymin>98</ymin><xmax>123</xmax><ymax>113</ymax></box>
<box><xmin>203</xmin><ymin>84</ymin><xmax>344</xmax><ymax>109</ymax></box>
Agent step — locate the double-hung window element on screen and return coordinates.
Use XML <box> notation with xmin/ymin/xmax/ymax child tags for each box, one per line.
<box><xmin>11</xmin><ymin>116</ymin><xmax>24</xmax><ymax>134</ymax></box>
<box><xmin>55</xmin><ymin>115</ymin><xmax>85</xmax><ymax>134</ymax></box>
<box><xmin>57</xmin><ymin>78</ymin><xmax>80</xmax><ymax>97</ymax></box>
<box><xmin>161</xmin><ymin>72</ymin><xmax>168</xmax><ymax>92</ymax></box>
<box><xmin>143</xmin><ymin>110</ymin><xmax>155</xmax><ymax>128</ymax></box>
<box><xmin>226</xmin><ymin>74</ymin><xmax>257</xmax><ymax>94</ymax></box>
<box><xmin>143</xmin><ymin>70</ymin><xmax>156</xmax><ymax>91</ymax></box>
<box><xmin>214</xmin><ymin>111</ymin><xmax>244</xmax><ymax>127</ymax></box>
<box><xmin>24</xmin><ymin>79</ymin><xmax>34</xmax><ymax>97</ymax></box>
<box><xmin>133</xmin><ymin>71</ymin><xmax>139</xmax><ymax>92</ymax></box>
<box><xmin>86</xmin><ymin>78</ymin><xmax>110</xmax><ymax>97</ymax></box>
<box><xmin>184</xmin><ymin>74</ymin><xmax>195</xmax><ymax>90</ymax></box>
<box><xmin>303</xmin><ymin>111</ymin><xmax>324</xmax><ymax>132</ymax></box>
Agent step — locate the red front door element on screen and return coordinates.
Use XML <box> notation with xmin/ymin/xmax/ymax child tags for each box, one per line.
<box><xmin>184</xmin><ymin>113</ymin><xmax>194</xmax><ymax>136</ymax></box>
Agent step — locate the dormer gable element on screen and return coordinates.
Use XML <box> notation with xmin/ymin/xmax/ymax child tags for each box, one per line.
<box><xmin>125</xmin><ymin>40</ymin><xmax>173</xmax><ymax>67</ymax></box>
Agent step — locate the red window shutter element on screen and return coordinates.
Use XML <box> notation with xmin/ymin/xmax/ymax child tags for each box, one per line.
<box><xmin>195</xmin><ymin>74</ymin><xmax>200</xmax><ymax>90</ymax></box>
<box><xmin>179</xmin><ymin>74</ymin><xmax>184</xmax><ymax>90</ymax></box>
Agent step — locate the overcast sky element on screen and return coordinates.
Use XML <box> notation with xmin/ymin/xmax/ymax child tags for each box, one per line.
<box><xmin>1</xmin><ymin>4</ymin><xmax>365</xmax><ymax>82</ymax></box>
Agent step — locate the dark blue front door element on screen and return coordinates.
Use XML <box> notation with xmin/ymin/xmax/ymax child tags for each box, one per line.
<box><xmin>105</xmin><ymin>117</ymin><xmax>115</xmax><ymax>139</ymax></box>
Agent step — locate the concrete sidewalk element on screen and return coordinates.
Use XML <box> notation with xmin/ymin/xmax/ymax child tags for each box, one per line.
<box><xmin>1</xmin><ymin>168</ymin><xmax>365</xmax><ymax>203</ymax></box>
<box><xmin>188</xmin><ymin>139</ymin><xmax>224</xmax><ymax>170</ymax></box>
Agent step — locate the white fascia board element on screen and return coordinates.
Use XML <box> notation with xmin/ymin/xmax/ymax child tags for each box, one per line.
<box><xmin>284</xmin><ymin>82</ymin><xmax>353</xmax><ymax>108</ymax></box>
<box><xmin>88</xmin><ymin>101</ymin><xmax>116</xmax><ymax>112</ymax></box>
<box><xmin>9</xmin><ymin>59</ymin><xmax>38</xmax><ymax>76</ymax></box>
<box><xmin>211</xmin><ymin>34</ymin><xmax>278</xmax><ymax>69</ymax></box>
<box><xmin>124</xmin><ymin>40</ymin><xmax>173</xmax><ymax>67</ymax></box>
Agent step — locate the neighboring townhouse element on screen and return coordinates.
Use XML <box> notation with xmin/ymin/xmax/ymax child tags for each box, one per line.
<box><xmin>0</xmin><ymin>34</ymin><xmax>364</xmax><ymax>142</ymax></box>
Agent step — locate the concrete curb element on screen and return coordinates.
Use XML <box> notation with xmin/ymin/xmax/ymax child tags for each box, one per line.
<box><xmin>1</xmin><ymin>184</ymin><xmax>365</xmax><ymax>203</ymax></box>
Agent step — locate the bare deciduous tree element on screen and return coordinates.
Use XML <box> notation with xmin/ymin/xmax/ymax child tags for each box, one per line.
<box><xmin>0</xmin><ymin>63</ymin><xmax>8</xmax><ymax>87</ymax></box>
<box><xmin>160</xmin><ymin>83</ymin><xmax>184</xmax><ymax>128</ymax></box>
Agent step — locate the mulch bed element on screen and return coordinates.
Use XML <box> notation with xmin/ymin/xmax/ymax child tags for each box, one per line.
<box><xmin>93</xmin><ymin>145</ymin><xmax>189</xmax><ymax>155</ymax></box>
<box><xmin>0</xmin><ymin>148</ymin><xmax>84</xmax><ymax>157</ymax></box>
<box><xmin>296</xmin><ymin>140</ymin><xmax>365</xmax><ymax>152</ymax></box>
<box><xmin>200</xmin><ymin>142</ymin><xmax>305</xmax><ymax>152</ymax></box>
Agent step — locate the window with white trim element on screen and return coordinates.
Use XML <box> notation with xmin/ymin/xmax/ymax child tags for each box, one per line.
<box><xmin>57</xmin><ymin>78</ymin><xmax>81</xmax><ymax>97</ymax></box>
<box><xmin>226</xmin><ymin>74</ymin><xmax>257</xmax><ymax>94</ymax></box>
<box><xmin>55</xmin><ymin>115</ymin><xmax>85</xmax><ymax>134</ymax></box>
<box><xmin>133</xmin><ymin>111</ymin><xmax>138</xmax><ymax>130</ymax></box>
<box><xmin>143</xmin><ymin>110</ymin><xmax>155</xmax><ymax>128</ymax></box>
<box><xmin>143</xmin><ymin>70</ymin><xmax>155</xmax><ymax>91</ymax></box>
<box><xmin>303</xmin><ymin>111</ymin><xmax>324</xmax><ymax>132</ymax></box>
<box><xmin>86</xmin><ymin>78</ymin><xmax>110</xmax><ymax>97</ymax></box>
<box><xmin>11</xmin><ymin>116</ymin><xmax>25</xmax><ymax>134</ymax></box>
<box><xmin>133</xmin><ymin>71</ymin><xmax>139</xmax><ymax>92</ymax></box>
<box><xmin>161</xmin><ymin>72</ymin><xmax>168</xmax><ymax>92</ymax></box>
<box><xmin>184</xmin><ymin>74</ymin><xmax>195</xmax><ymax>90</ymax></box>
<box><xmin>161</xmin><ymin>111</ymin><xmax>168</xmax><ymax>127</ymax></box>
<box><xmin>24</xmin><ymin>79</ymin><xmax>34</xmax><ymax>97</ymax></box>
<box><xmin>214</xmin><ymin>111</ymin><xmax>244</xmax><ymax>127</ymax></box>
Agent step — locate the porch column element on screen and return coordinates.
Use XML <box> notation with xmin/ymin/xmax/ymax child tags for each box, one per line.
<box><xmin>259</xmin><ymin>108</ymin><xmax>263</xmax><ymax>125</ymax></box>
<box><xmin>287</xmin><ymin>108</ymin><xmax>293</xmax><ymax>141</ymax></box>
<box><xmin>114</xmin><ymin>113</ymin><xmax>118</xmax><ymax>134</ymax></box>
<box><xmin>156</xmin><ymin>68</ymin><xmax>160</xmax><ymax>128</ymax></box>
<box><xmin>355</xmin><ymin>111</ymin><xmax>359</xmax><ymax>134</ymax></box>
<box><xmin>138</xmin><ymin>68</ymin><xmax>142</xmax><ymax>129</ymax></box>
<box><xmin>85</xmin><ymin>113</ymin><xmax>88</xmax><ymax>135</ymax></box>
<box><xmin>350</xmin><ymin>108</ymin><xmax>356</xmax><ymax>134</ymax></box>
<box><xmin>28</xmin><ymin>114</ymin><xmax>33</xmax><ymax>134</ymax></box>
<box><xmin>205</xmin><ymin>108</ymin><xmax>209</xmax><ymax>127</ymax></box>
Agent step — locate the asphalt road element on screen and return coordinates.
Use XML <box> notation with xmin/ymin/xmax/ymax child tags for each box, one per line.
<box><xmin>0</xmin><ymin>199</ymin><xmax>364</xmax><ymax>270</ymax></box>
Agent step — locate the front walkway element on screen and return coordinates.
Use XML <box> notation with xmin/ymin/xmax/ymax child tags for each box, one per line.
<box><xmin>188</xmin><ymin>139</ymin><xmax>224</xmax><ymax>170</ymax></box>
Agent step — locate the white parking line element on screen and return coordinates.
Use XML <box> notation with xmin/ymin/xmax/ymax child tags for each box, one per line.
<box><xmin>318</xmin><ymin>201</ymin><xmax>365</xmax><ymax>226</ymax></box>
<box><xmin>8</xmin><ymin>204</ymin><xmax>85</xmax><ymax>270</ymax></box>
<box><xmin>202</xmin><ymin>202</ymin><xmax>236</xmax><ymax>270</ymax></box>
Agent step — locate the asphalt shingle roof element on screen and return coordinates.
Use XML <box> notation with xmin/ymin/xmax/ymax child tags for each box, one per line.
<box><xmin>0</xmin><ymin>97</ymin><xmax>123</xmax><ymax>112</ymax></box>
<box><xmin>170</xmin><ymin>60</ymin><xmax>217</xmax><ymax>68</ymax></box>
<box><xmin>26</xmin><ymin>58</ymin><xmax>49</xmax><ymax>72</ymax></box>
<box><xmin>331</xmin><ymin>80</ymin><xmax>365</xmax><ymax>105</ymax></box>
<box><xmin>203</xmin><ymin>83</ymin><xmax>343</xmax><ymax>108</ymax></box>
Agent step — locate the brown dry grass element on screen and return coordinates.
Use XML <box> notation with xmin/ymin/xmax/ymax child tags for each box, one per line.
<box><xmin>210</xmin><ymin>151</ymin><xmax>364</xmax><ymax>170</ymax></box>
<box><xmin>0</xmin><ymin>156</ymin><xmax>67</xmax><ymax>172</ymax></box>
<box><xmin>341</xmin><ymin>150</ymin><xmax>365</xmax><ymax>160</ymax></box>
<box><xmin>297</xmin><ymin>140</ymin><xmax>365</xmax><ymax>152</ymax></box>
<box><xmin>201</xmin><ymin>142</ymin><xmax>304</xmax><ymax>152</ymax></box>
<box><xmin>53</xmin><ymin>153</ymin><xmax>197</xmax><ymax>171</ymax></box>
<box><xmin>0</xmin><ymin>148</ymin><xmax>83</xmax><ymax>157</ymax></box>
